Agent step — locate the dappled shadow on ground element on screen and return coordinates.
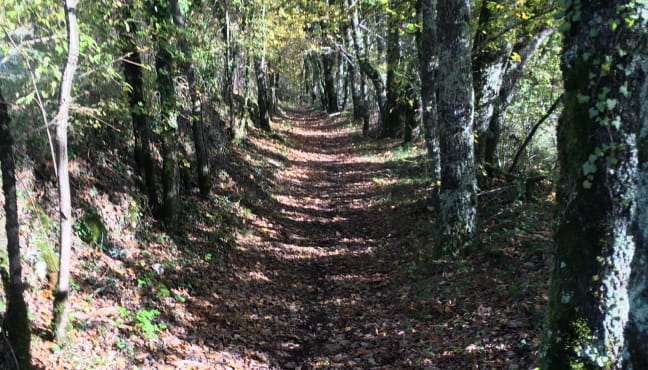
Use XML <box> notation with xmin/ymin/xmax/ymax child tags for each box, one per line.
<box><xmin>149</xmin><ymin>106</ymin><xmax>551</xmax><ymax>369</ymax></box>
<box><xmin>30</xmin><ymin>106</ymin><xmax>550</xmax><ymax>369</ymax></box>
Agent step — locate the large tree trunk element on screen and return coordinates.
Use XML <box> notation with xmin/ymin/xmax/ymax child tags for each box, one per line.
<box><xmin>254</xmin><ymin>56</ymin><xmax>271</xmax><ymax>131</ymax></box>
<box><xmin>321</xmin><ymin>51</ymin><xmax>339</xmax><ymax>114</ymax></box>
<box><xmin>471</xmin><ymin>0</ymin><xmax>512</xmax><ymax>168</ymax></box>
<box><xmin>52</xmin><ymin>0</ymin><xmax>79</xmax><ymax>342</ymax></box>
<box><xmin>151</xmin><ymin>0</ymin><xmax>180</xmax><ymax>224</ymax></box>
<box><xmin>628</xmin><ymin>51</ymin><xmax>648</xmax><ymax>368</ymax></box>
<box><xmin>436</xmin><ymin>0</ymin><xmax>476</xmax><ymax>253</ymax></box>
<box><xmin>0</xmin><ymin>90</ymin><xmax>31</xmax><ymax>368</ymax></box>
<box><xmin>420</xmin><ymin>0</ymin><xmax>440</xmax><ymax>186</ymax></box>
<box><xmin>540</xmin><ymin>2</ymin><xmax>644</xmax><ymax>367</ymax></box>
<box><xmin>382</xmin><ymin>11</ymin><xmax>401</xmax><ymax>139</ymax></box>
<box><xmin>120</xmin><ymin>14</ymin><xmax>159</xmax><ymax>209</ymax></box>
<box><xmin>171</xmin><ymin>0</ymin><xmax>211</xmax><ymax>197</ymax></box>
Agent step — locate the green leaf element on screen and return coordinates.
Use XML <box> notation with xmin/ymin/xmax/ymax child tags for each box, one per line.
<box><xmin>620</xmin><ymin>83</ymin><xmax>629</xmax><ymax>97</ymax></box>
<box><xmin>16</xmin><ymin>91</ymin><xmax>35</xmax><ymax>105</ymax></box>
<box><xmin>582</xmin><ymin>160</ymin><xmax>597</xmax><ymax>176</ymax></box>
<box><xmin>559</xmin><ymin>21</ymin><xmax>571</xmax><ymax>32</ymax></box>
<box><xmin>607</xmin><ymin>156</ymin><xmax>619</xmax><ymax>166</ymax></box>
<box><xmin>589</xmin><ymin>107</ymin><xmax>599</xmax><ymax>118</ymax></box>
<box><xmin>611</xmin><ymin>116</ymin><xmax>622</xmax><ymax>130</ymax></box>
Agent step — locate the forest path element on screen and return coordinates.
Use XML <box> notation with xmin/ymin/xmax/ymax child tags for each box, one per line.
<box><xmin>190</xmin><ymin>107</ymin><xmax>546</xmax><ymax>369</ymax></box>
<box><xmin>225</xmin><ymin>107</ymin><xmax>415</xmax><ymax>368</ymax></box>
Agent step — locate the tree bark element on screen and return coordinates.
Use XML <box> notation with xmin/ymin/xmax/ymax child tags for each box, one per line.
<box><xmin>0</xmin><ymin>90</ymin><xmax>31</xmax><ymax>369</ymax></box>
<box><xmin>382</xmin><ymin>10</ymin><xmax>402</xmax><ymax>139</ymax></box>
<box><xmin>52</xmin><ymin>0</ymin><xmax>79</xmax><ymax>343</ymax></box>
<box><xmin>472</xmin><ymin>0</ymin><xmax>513</xmax><ymax>168</ymax></box>
<box><xmin>171</xmin><ymin>0</ymin><xmax>211</xmax><ymax>197</ymax></box>
<box><xmin>628</xmin><ymin>52</ymin><xmax>648</xmax><ymax>368</ymax></box>
<box><xmin>347</xmin><ymin>26</ymin><xmax>363</xmax><ymax>124</ymax></box>
<box><xmin>120</xmin><ymin>13</ymin><xmax>159</xmax><ymax>209</ymax></box>
<box><xmin>254</xmin><ymin>56</ymin><xmax>271</xmax><ymax>131</ymax></box>
<box><xmin>540</xmin><ymin>2</ymin><xmax>644</xmax><ymax>367</ymax></box>
<box><xmin>436</xmin><ymin>0</ymin><xmax>477</xmax><ymax>253</ymax></box>
<box><xmin>351</xmin><ymin>4</ymin><xmax>387</xmax><ymax>132</ymax></box>
<box><xmin>346</xmin><ymin>4</ymin><xmax>370</xmax><ymax>133</ymax></box>
<box><xmin>322</xmin><ymin>51</ymin><xmax>339</xmax><ymax>114</ymax></box>
<box><xmin>150</xmin><ymin>0</ymin><xmax>180</xmax><ymax>224</ymax></box>
<box><xmin>336</xmin><ymin>48</ymin><xmax>347</xmax><ymax>110</ymax></box>
<box><xmin>420</xmin><ymin>0</ymin><xmax>440</xmax><ymax>191</ymax></box>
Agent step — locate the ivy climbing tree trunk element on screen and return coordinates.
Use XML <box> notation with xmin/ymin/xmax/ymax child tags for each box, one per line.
<box><xmin>540</xmin><ymin>2</ymin><xmax>645</xmax><ymax>368</ymax></box>
<box><xmin>420</xmin><ymin>0</ymin><xmax>440</xmax><ymax>199</ymax></box>
<box><xmin>0</xmin><ymin>90</ymin><xmax>31</xmax><ymax>369</ymax></box>
<box><xmin>436</xmin><ymin>0</ymin><xmax>477</xmax><ymax>253</ymax></box>
<box><xmin>52</xmin><ymin>0</ymin><xmax>79</xmax><ymax>342</ymax></box>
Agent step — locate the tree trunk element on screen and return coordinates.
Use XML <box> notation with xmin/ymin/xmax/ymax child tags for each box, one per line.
<box><xmin>52</xmin><ymin>0</ymin><xmax>79</xmax><ymax>343</ymax></box>
<box><xmin>540</xmin><ymin>2</ymin><xmax>644</xmax><ymax>367</ymax></box>
<box><xmin>352</xmin><ymin>5</ymin><xmax>387</xmax><ymax>132</ymax></box>
<box><xmin>151</xmin><ymin>0</ymin><xmax>180</xmax><ymax>224</ymax></box>
<box><xmin>628</xmin><ymin>49</ymin><xmax>648</xmax><ymax>368</ymax></box>
<box><xmin>171</xmin><ymin>0</ymin><xmax>211</xmax><ymax>197</ymax></box>
<box><xmin>336</xmin><ymin>48</ymin><xmax>347</xmax><ymax>110</ymax></box>
<box><xmin>472</xmin><ymin>0</ymin><xmax>513</xmax><ymax>168</ymax></box>
<box><xmin>347</xmin><ymin>28</ymin><xmax>363</xmax><ymax>124</ymax></box>
<box><xmin>382</xmin><ymin>9</ymin><xmax>402</xmax><ymax>139</ymax></box>
<box><xmin>483</xmin><ymin>26</ymin><xmax>554</xmax><ymax>168</ymax></box>
<box><xmin>120</xmin><ymin>15</ymin><xmax>159</xmax><ymax>209</ymax></box>
<box><xmin>322</xmin><ymin>51</ymin><xmax>339</xmax><ymax>114</ymax></box>
<box><xmin>346</xmin><ymin>5</ymin><xmax>369</xmax><ymax>132</ymax></box>
<box><xmin>269</xmin><ymin>71</ymin><xmax>278</xmax><ymax>116</ymax></box>
<box><xmin>0</xmin><ymin>90</ymin><xmax>31</xmax><ymax>369</ymax></box>
<box><xmin>254</xmin><ymin>56</ymin><xmax>271</xmax><ymax>131</ymax></box>
<box><xmin>436</xmin><ymin>0</ymin><xmax>476</xmax><ymax>253</ymax></box>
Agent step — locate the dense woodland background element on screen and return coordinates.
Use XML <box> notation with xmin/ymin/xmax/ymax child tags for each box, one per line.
<box><xmin>1</xmin><ymin>0</ymin><xmax>648</xmax><ymax>368</ymax></box>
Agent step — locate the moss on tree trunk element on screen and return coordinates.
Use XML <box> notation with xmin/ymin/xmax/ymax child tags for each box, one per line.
<box><xmin>541</xmin><ymin>2</ymin><xmax>645</xmax><ymax>368</ymax></box>
<box><xmin>436</xmin><ymin>0</ymin><xmax>477</xmax><ymax>254</ymax></box>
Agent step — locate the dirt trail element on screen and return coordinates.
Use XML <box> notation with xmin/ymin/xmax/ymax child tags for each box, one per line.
<box><xmin>228</xmin><ymin>108</ymin><xmax>409</xmax><ymax>368</ymax></box>
<box><xmin>192</xmin><ymin>108</ymin><xmax>545</xmax><ymax>369</ymax></box>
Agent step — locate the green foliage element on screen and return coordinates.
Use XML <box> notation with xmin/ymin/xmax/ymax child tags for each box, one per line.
<box><xmin>501</xmin><ymin>31</ymin><xmax>562</xmax><ymax>174</ymax></box>
<box><xmin>134</xmin><ymin>309</ymin><xmax>167</xmax><ymax>339</ymax></box>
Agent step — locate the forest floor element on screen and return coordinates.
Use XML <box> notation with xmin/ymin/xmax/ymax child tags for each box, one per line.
<box><xmin>25</xmin><ymin>107</ymin><xmax>553</xmax><ymax>369</ymax></box>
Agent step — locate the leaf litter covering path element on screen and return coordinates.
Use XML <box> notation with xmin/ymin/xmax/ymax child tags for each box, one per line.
<box><xmin>24</xmin><ymin>108</ymin><xmax>549</xmax><ymax>369</ymax></box>
<box><xmin>198</xmin><ymin>108</ymin><xmax>549</xmax><ymax>369</ymax></box>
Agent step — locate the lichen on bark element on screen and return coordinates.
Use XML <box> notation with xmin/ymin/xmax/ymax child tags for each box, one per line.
<box><xmin>541</xmin><ymin>1</ymin><xmax>646</xmax><ymax>368</ymax></box>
